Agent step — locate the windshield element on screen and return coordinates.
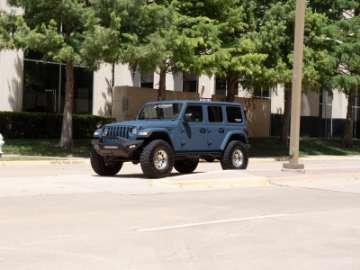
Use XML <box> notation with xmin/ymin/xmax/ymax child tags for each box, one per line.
<box><xmin>138</xmin><ymin>103</ymin><xmax>183</xmax><ymax>120</ymax></box>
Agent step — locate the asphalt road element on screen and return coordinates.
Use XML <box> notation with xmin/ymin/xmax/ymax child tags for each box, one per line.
<box><xmin>1</xmin><ymin>157</ymin><xmax>360</xmax><ymax>269</ymax></box>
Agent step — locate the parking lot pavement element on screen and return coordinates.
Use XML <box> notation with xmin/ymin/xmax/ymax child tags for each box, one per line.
<box><xmin>1</xmin><ymin>158</ymin><xmax>360</xmax><ymax>269</ymax></box>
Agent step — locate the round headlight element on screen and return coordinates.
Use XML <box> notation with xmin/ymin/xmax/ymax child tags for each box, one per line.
<box><xmin>131</xmin><ymin>127</ymin><xmax>138</xmax><ymax>135</ymax></box>
<box><xmin>103</xmin><ymin>127</ymin><xmax>109</xmax><ymax>136</ymax></box>
<box><xmin>93</xmin><ymin>129</ymin><xmax>103</xmax><ymax>137</ymax></box>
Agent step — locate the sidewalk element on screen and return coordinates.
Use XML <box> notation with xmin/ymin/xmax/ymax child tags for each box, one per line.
<box><xmin>1</xmin><ymin>154</ymin><xmax>360</xmax><ymax>166</ymax></box>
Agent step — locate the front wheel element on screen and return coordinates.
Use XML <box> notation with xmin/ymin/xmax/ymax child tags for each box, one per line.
<box><xmin>174</xmin><ymin>158</ymin><xmax>199</xmax><ymax>174</ymax></box>
<box><xmin>90</xmin><ymin>150</ymin><xmax>123</xmax><ymax>176</ymax></box>
<box><xmin>221</xmin><ymin>141</ymin><xmax>249</xmax><ymax>170</ymax></box>
<box><xmin>140</xmin><ymin>140</ymin><xmax>175</xmax><ymax>179</ymax></box>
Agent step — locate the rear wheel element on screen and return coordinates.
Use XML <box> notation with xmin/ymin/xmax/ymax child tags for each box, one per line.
<box><xmin>140</xmin><ymin>140</ymin><xmax>175</xmax><ymax>179</ymax></box>
<box><xmin>174</xmin><ymin>158</ymin><xmax>199</xmax><ymax>174</ymax></box>
<box><xmin>221</xmin><ymin>141</ymin><xmax>249</xmax><ymax>170</ymax></box>
<box><xmin>90</xmin><ymin>150</ymin><xmax>123</xmax><ymax>176</ymax></box>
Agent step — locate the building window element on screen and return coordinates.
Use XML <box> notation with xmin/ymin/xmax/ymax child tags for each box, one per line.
<box><xmin>141</xmin><ymin>72</ymin><xmax>154</xmax><ymax>89</ymax></box>
<box><xmin>23</xmin><ymin>51</ymin><xmax>93</xmax><ymax>114</ymax></box>
<box><xmin>215</xmin><ymin>77</ymin><xmax>227</xmax><ymax>96</ymax></box>
<box><xmin>253</xmin><ymin>87</ymin><xmax>270</xmax><ymax>98</ymax></box>
<box><xmin>183</xmin><ymin>73</ymin><xmax>198</xmax><ymax>93</ymax></box>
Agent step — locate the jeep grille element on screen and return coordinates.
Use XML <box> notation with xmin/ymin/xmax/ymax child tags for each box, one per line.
<box><xmin>106</xmin><ymin>126</ymin><xmax>130</xmax><ymax>139</ymax></box>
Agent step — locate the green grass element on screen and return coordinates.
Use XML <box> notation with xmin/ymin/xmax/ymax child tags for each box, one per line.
<box><xmin>3</xmin><ymin>139</ymin><xmax>91</xmax><ymax>158</ymax></box>
<box><xmin>250</xmin><ymin>137</ymin><xmax>360</xmax><ymax>158</ymax></box>
<box><xmin>2</xmin><ymin>138</ymin><xmax>360</xmax><ymax>160</ymax></box>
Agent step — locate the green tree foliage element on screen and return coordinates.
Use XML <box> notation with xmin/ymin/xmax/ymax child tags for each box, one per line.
<box><xmin>259</xmin><ymin>0</ymin><xmax>335</xmax><ymax>144</ymax></box>
<box><xmin>95</xmin><ymin>0</ymin><xmax>219</xmax><ymax>100</ymax></box>
<box><xmin>8</xmin><ymin>0</ymin><xmax>119</xmax><ymax>149</ymax></box>
<box><xmin>0</xmin><ymin>8</ymin><xmax>26</xmax><ymax>49</ymax></box>
<box><xmin>179</xmin><ymin>0</ymin><xmax>268</xmax><ymax>102</ymax></box>
<box><xmin>329</xmin><ymin>9</ymin><xmax>360</xmax><ymax>147</ymax></box>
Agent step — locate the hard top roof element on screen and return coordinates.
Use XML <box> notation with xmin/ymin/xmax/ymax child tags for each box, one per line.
<box><xmin>145</xmin><ymin>100</ymin><xmax>243</xmax><ymax>106</ymax></box>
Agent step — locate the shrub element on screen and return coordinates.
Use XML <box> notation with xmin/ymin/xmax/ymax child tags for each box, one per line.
<box><xmin>0</xmin><ymin>112</ymin><xmax>114</xmax><ymax>139</ymax></box>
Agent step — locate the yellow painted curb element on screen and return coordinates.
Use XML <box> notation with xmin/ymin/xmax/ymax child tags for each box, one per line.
<box><xmin>150</xmin><ymin>176</ymin><xmax>270</xmax><ymax>189</ymax></box>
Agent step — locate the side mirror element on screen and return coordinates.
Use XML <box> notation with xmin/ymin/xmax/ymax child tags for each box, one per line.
<box><xmin>184</xmin><ymin>113</ymin><xmax>192</xmax><ymax>122</ymax></box>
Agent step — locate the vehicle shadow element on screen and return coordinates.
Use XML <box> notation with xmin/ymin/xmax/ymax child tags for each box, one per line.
<box><xmin>93</xmin><ymin>171</ymin><xmax>206</xmax><ymax>180</ymax></box>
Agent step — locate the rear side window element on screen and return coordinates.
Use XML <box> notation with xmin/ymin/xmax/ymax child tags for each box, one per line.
<box><xmin>185</xmin><ymin>106</ymin><xmax>203</xmax><ymax>122</ymax></box>
<box><xmin>226</xmin><ymin>106</ymin><xmax>243</xmax><ymax>123</ymax></box>
<box><xmin>208</xmin><ymin>106</ymin><xmax>223</xmax><ymax>123</ymax></box>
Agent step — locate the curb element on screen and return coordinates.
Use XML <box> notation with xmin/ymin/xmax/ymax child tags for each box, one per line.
<box><xmin>150</xmin><ymin>175</ymin><xmax>270</xmax><ymax>189</ymax></box>
<box><xmin>1</xmin><ymin>154</ymin><xmax>360</xmax><ymax>166</ymax></box>
<box><xmin>0</xmin><ymin>158</ymin><xmax>89</xmax><ymax>166</ymax></box>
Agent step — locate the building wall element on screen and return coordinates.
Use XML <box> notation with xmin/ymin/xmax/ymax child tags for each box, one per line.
<box><xmin>301</xmin><ymin>92</ymin><xmax>320</xmax><ymax>117</ymax></box>
<box><xmin>114</xmin><ymin>64</ymin><xmax>141</xmax><ymax>87</ymax></box>
<box><xmin>0</xmin><ymin>0</ymin><xmax>24</xmax><ymax>112</ymax></box>
<box><xmin>330</xmin><ymin>89</ymin><xmax>348</xmax><ymax>119</ymax></box>
<box><xmin>0</xmin><ymin>50</ymin><xmax>24</xmax><ymax>112</ymax></box>
<box><xmin>198</xmin><ymin>74</ymin><xmax>215</xmax><ymax>99</ymax></box>
<box><xmin>153</xmin><ymin>70</ymin><xmax>183</xmax><ymax>91</ymax></box>
<box><xmin>270</xmin><ymin>85</ymin><xmax>320</xmax><ymax>117</ymax></box>
<box><xmin>92</xmin><ymin>63</ymin><xmax>113</xmax><ymax>116</ymax></box>
<box><xmin>271</xmin><ymin>85</ymin><xmax>285</xmax><ymax>115</ymax></box>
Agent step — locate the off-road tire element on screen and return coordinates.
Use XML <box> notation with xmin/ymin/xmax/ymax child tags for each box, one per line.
<box><xmin>140</xmin><ymin>140</ymin><xmax>175</xmax><ymax>179</ymax></box>
<box><xmin>90</xmin><ymin>150</ymin><xmax>123</xmax><ymax>176</ymax></box>
<box><xmin>221</xmin><ymin>141</ymin><xmax>249</xmax><ymax>170</ymax></box>
<box><xmin>174</xmin><ymin>158</ymin><xmax>199</xmax><ymax>174</ymax></box>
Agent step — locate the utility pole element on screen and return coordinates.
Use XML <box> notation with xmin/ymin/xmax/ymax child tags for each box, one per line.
<box><xmin>283</xmin><ymin>0</ymin><xmax>306</xmax><ymax>171</ymax></box>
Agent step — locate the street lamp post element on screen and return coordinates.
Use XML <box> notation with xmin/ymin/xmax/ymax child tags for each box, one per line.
<box><xmin>283</xmin><ymin>0</ymin><xmax>306</xmax><ymax>170</ymax></box>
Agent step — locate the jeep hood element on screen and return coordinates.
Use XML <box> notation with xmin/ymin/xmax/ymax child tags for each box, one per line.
<box><xmin>106</xmin><ymin>120</ymin><xmax>178</xmax><ymax>129</ymax></box>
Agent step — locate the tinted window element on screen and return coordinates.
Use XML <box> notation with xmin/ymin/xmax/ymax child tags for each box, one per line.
<box><xmin>138</xmin><ymin>103</ymin><xmax>182</xmax><ymax>120</ymax></box>
<box><xmin>208</xmin><ymin>106</ymin><xmax>223</xmax><ymax>122</ymax></box>
<box><xmin>226</xmin><ymin>106</ymin><xmax>243</xmax><ymax>123</ymax></box>
<box><xmin>186</xmin><ymin>106</ymin><xmax>203</xmax><ymax>122</ymax></box>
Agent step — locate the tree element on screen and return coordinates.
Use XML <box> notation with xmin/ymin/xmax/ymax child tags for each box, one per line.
<box><xmin>259</xmin><ymin>0</ymin><xmax>335</xmax><ymax>145</ymax></box>
<box><xmin>0</xmin><ymin>8</ymin><xmax>25</xmax><ymax>49</ymax></box>
<box><xmin>178</xmin><ymin>0</ymin><xmax>268</xmax><ymax>102</ymax></box>
<box><xmin>330</xmin><ymin>9</ymin><xmax>360</xmax><ymax>147</ymax></box>
<box><xmin>8</xmin><ymin>0</ymin><xmax>119</xmax><ymax>150</ymax></box>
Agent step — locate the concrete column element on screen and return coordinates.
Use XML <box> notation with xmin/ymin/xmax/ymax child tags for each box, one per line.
<box><xmin>92</xmin><ymin>63</ymin><xmax>113</xmax><ymax>116</ymax></box>
<box><xmin>154</xmin><ymin>70</ymin><xmax>180</xmax><ymax>91</ymax></box>
<box><xmin>0</xmin><ymin>50</ymin><xmax>24</xmax><ymax>112</ymax></box>
<box><xmin>114</xmin><ymin>64</ymin><xmax>140</xmax><ymax>87</ymax></box>
<box><xmin>198</xmin><ymin>74</ymin><xmax>215</xmax><ymax>99</ymax></box>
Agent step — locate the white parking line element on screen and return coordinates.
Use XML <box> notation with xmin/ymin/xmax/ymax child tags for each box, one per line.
<box><xmin>137</xmin><ymin>214</ymin><xmax>289</xmax><ymax>232</ymax></box>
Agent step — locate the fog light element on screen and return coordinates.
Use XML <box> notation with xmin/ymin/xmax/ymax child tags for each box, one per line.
<box><xmin>129</xmin><ymin>145</ymin><xmax>137</xmax><ymax>149</ymax></box>
<box><xmin>0</xmin><ymin>133</ymin><xmax>4</xmax><ymax>158</ymax></box>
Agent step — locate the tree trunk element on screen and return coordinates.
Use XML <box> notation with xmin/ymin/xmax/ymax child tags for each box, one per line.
<box><xmin>344</xmin><ymin>92</ymin><xmax>354</xmax><ymax>148</ymax></box>
<box><xmin>280</xmin><ymin>83</ymin><xmax>292</xmax><ymax>145</ymax></box>
<box><xmin>226</xmin><ymin>75</ymin><xmax>238</xmax><ymax>102</ymax></box>
<box><xmin>59</xmin><ymin>62</ymin><xmax>75</xmax><ymax>150</ymax></box>
<box><xmin>158</xmin><ymin>68</ymin><xmax>167</xmax><ymax>101</ymax></box>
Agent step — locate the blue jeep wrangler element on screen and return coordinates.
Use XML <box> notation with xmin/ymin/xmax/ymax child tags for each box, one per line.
<box><xmin>91</xmin><ymin>100</ymin><xmax>250</xmax><ymax>178</ymax></box>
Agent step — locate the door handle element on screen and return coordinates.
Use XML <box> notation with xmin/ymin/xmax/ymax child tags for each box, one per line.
<box><xmin>200</xmin><ymin>128</ymin><xmax>207</xmax><ymax>134</ymax></box>
<box><xmin>218</xmin><ymin>128</ymin><xmax>225</xmax><ymax>134</ymax></box>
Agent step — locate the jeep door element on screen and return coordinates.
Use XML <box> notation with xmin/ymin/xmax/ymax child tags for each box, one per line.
<box><xmin>206</xmin><ymin>105</ymin><xmax>226</xmax><ymax>151</ymax></box>
<box><xmin>179</xmin><ymin>105</ymin><xmax>208</xmax><ymax>151</ymax></box>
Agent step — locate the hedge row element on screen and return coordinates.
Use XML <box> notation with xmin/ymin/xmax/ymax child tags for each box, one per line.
<box><xmin>0</xmin><ymin>112</ymin><xmax>114</xmax><ymax>139</ymax></box>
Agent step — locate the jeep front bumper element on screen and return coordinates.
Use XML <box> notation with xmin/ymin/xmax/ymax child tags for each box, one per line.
<box><xmin>92</xmin><ymin>137</ymin><xmax>144</xmax><ymax>158</ymax></box>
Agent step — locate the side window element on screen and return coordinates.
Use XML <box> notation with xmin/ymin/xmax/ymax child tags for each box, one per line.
<box><xmin>226</xmin><ymin>106</ymin><xmax>243</xmax><ymax>123</ymax></box>
<box><xmin>208</xmin><ymin>106</ymin><xmax>223</xmax><ymax>123</ymax></box>
<box><xmin>185</xmin><ymin>106</ymin><xmax>203</xmax><ymax>122</ymax></box>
